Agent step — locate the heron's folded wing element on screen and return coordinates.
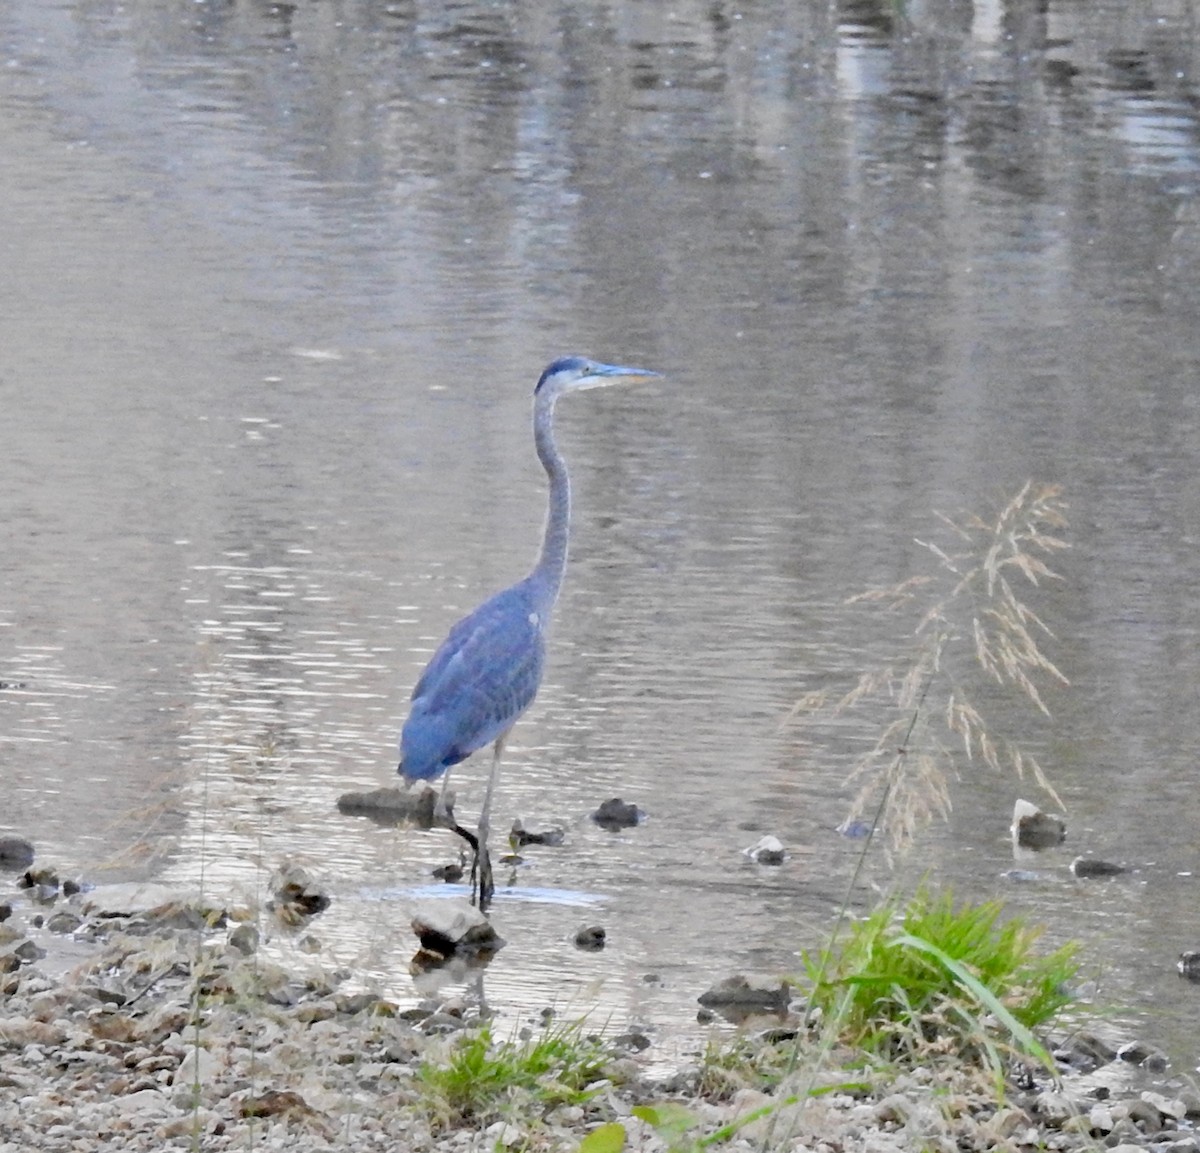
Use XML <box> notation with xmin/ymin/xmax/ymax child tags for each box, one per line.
<box><xmin>410</xmin><ymin>591</ymin><xmax>545</xmax><ymax>757</ymax></box>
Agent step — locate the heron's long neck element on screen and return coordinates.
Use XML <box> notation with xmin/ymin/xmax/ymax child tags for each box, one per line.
<box><xmin>529</xmin><ymin>393</ymin><xmax>570</xmax><ymax>616</ymax></box>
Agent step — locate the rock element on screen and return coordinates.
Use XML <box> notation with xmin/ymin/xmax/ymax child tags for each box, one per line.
<box><xmin>509</xmin><ymin>819</ymin><xmax>564</xmax><ymax>847</ymax></box>
<box><xmin>143</xmin><ymin>900</ymin><xmax>222</xmax><ymax>932</ymax></box>
<box><xmin>228</xmin><ymin>924</ymin><xmax>259</xmax><ymax>956</ymax></box>
<box><xmin>1142</xmin><ymin>1092</ymin><xmax>1188</xmax><ymax>1122</ymax></box>
<box><xmin>1054</xmin><ymin>1029</ymin><xmax>1118</xmax><ymax>1069</ymax></box>
<box><xmin>267</xmin><ymin>862</ymin><xmax>331</xmax><ymax>923</ymax></box>
<box><xmin>485</xmin><ymin>1120</ymin><xmax>525</xmax><ymax>1147</ymax></box>
<box><xmin>591</xmin><ymin>798</ymin><xmax>642</xmax><ymax>830</ymax></box>
<box><xmin>697</xmin><ymin>974</ymin><xmax>791</xmax><ymax>1013</ymax></box>
<box><xmin>17</xmin><ymin>867</ymin><xmax>59</xmax><ymax>903</ymax></box>
<box><xmin>0</xmin><ymin>837</ymin><xmax>34</xmax><ymax>869</ymax></box>
<box><xmin>411</xmin><ymin>900</ymin><xmax>504</xmax><ymax>960</ymax></box>
<box><xmin>11</xmin><ymin>939</ymin><xmax>45</xmax><ymax>963</ymax></box>
<box><xmin>82</xmin><ymin>882</ymin><xmax>185</xmax><ymax>918</ymax></box>
<box><xmin>1012</xmin><ymin>799</ymin><xmax>1066</xmax><ymax>849</ymax></box>
<box><xmin>743</xmin><ymin>835</ymin><xmax>786</xmax><ymax>865</ymax></box>
<box><xmin>574</xmin><ymin>925</ymin><xmax>606</xmax><ymax>951</ymax></box>
<box><xmin>336</xmin><ymin>786</ymin><xmax>437</xmax><ymax>827</ymax></box>
<box><xmin>44</xmin><ymin>911</ymin><xmax>82</xmax><ymax>934</ymax></box>
<box><xmin>334</xmin><ymin>992</ymin><xmax>381</xmax><ymax>1015</ymax></box>
<box><xmin>1032</xmin><ymin>1090</ymin><xmax>1076</xmax><ymax>1126</ymax></box>
<box><xmin>1071</xmin><ymin>856</ymin><xmax>1128</xmax><ymax>878</ymax></box>
<box><xmin>1178</xmin><ymin>951</ymin><xmax>1200</xmax><ymax>980</ymax></box>
<box><xmin>174</xmin><ymin>1045</ymin><xmax>218</xmax><ymax>1087</ymax></box>
<box><xmin>0</xmin><ymin>903</ymin><xmax>11</xmax><ymax>923</ymax></box>
<box><xmin>1117</xmin><ymin>1039</ymin><xmax>1168</xmax><ymax>1071</ymax></box>
<box><xmin>1125</xmin><ymin>1096</ymin><xmax>1166</xmax><ymax>1130</ymax></box>
<box><xmin>837</xmin><ymin>818</ymin><xmax>873</xmax><ymax>838</ymax></box>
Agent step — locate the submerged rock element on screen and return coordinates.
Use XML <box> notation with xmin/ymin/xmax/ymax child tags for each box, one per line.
<box><xmin>0</xmin><ymin>836</ymin><xmax>35</xmax><ymax>870</ymax></box>
<box><xmin>591</xmin><ymin>798</ymin><xmax>642</xmax><ymax>830</ymax></box>
<box><xmin>1178</xmin><ymin>951</ymin><xmax>1200</xmax><ymax>981</ymax></box>
<box><xmin>509</xmin><ymin>819</ymin><xmax>565</xmax><ymax>847</ymax></box>
<box><xmin>336</xmin><ymin>786</ymin><xmax>438</xmax><ymax>827</ymax></box>
<box><xmin>697</xmin><ymin>974</ymin><xmax>791</xmax><ymax>1014</ymax></box>
<box><xmin>574</xmin><ymin>925</ymin><xmax>606</xmax><ymax>951</ymax></box>
<box><xmin>1012</xmin><ymin>799</ymin><xmax>1067</xmax><ymax>849</ymax></box>
<box><xmin>1070</xmin><ymin>856</ymin><xmax>1129</xmax><ymax>879</ymax></box>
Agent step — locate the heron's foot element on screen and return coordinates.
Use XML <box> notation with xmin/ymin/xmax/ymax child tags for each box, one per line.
<box><xmin>470</xmin><ymin>841</ymin><xmax>495</xmax><ymax>912</ymax></box>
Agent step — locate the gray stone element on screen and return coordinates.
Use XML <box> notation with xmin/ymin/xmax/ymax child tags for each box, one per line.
<box><xmin>591</xmin><ymin>798</ymin><xmax>642</xmax><ymax>830</ymax></box>
<box><xmin>228</xmin><ymin>923</ymin><xmax>259</xmax><ymax>956</ymax></box>
<box><xmin>697</xmin><ymin>974</ymin><xmax>791</xmax><ymax>1013</ymax></box>
<box><xmin>1071</xmin><ymin>856</ymin><xmax>1129</xmax><ymax>878</ymax></box>
<box><xmin>574</xmin><ymin>925</ymin><xmax>606</xmax><ymax>951</ymax></box>
<box><xmin>1032</xmin><ymin>1090</ymin><xmax>1076</xmax><ymax>1126</ymax></box>
<box><xmin>45</xmin><ymin>911</ymin><xmax>83</xmax><ymax>934</ymax></box>
<box><xmin>0</xmin><ymin>838</ymin><xmax>34</xmax><ymax>869</ymax></box>
<box><xmin>336</xmin><ymin>786</ymin><xmax>437</xmax><ymax>827</ymax></box>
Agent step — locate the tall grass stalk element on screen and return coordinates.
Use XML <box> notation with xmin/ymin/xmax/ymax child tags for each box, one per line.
<box><xmin>789</xmin><ymin>480</ymin><xmax>1070</xmax><ymax>853</ymax></box>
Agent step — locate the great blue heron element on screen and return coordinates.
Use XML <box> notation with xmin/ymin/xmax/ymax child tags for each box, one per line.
<box><xmin>398</xmin><ymin>356</ymin><xmax>661</xmax><ymax>910</ymax></box>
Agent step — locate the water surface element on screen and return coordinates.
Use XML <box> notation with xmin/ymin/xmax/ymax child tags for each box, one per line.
<box><xmin>3</xmin><ymin>0</ymin><xmax>1200</xmax><ymax>1069</ymax></box>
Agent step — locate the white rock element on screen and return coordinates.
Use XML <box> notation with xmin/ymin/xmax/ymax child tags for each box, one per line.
<box><xmin>80</xmin><ymin>882</ymin><xmax>182</xmax><ymax>917</ymax></box>
<box><xmin>743</xmin><ymin>836</ymin><xmax>786</xmax><ymax>864</ymax></box>
<box><xmin>174</xmin><ymin>1045</ymin><xmax>218</xmax><ymax>1086</ymax></box>
<box><xmin>111</xmin><ymin>1088</ymin><xmax>170</xmax><ymax>1115</ymax></box>
<box><xmin>485</xmin><ymin>1120</ymin><xmax>524</xmax><ymax>1147</ymax></box>
<box><xmin>1143</xmin><ymin>1091</ymin><xmax>1188</xmax><ymax>1120</ymax></box>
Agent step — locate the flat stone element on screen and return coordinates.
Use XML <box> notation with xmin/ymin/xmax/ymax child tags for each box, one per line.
<box><xmin>1071</xmin><ymin>856</ymin><xmax>1129</xmax><ymax>878</ymax></box>
<box><xmin>81</xmin><ymin>883</ymin><xmax>185</xmax><ymax>918</ymax></box>
<box><xmin>697</xmin><ymin>974</ymin><xmax>791</xmax><ymax>1012</ymax></box>
<box><xmin>337</xmin><ymin>786</ymin><xmax>436</xmax><ymax>826</ymax></box>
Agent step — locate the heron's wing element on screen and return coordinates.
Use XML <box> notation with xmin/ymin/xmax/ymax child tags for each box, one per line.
<box><xmin>410</xmin><ymin>587</ymin><xmax>545</xmax><ymax>759</ymax></box>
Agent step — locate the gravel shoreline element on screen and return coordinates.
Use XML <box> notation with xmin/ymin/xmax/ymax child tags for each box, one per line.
<box><xmin>1</xmin><ymin>880</ymin><xmax>1198</xmax><ymax>1152</ymax></box>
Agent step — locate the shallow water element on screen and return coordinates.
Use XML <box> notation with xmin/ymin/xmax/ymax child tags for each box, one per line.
<box><xmin>4</xmin><ymin>0</ymin><xmax>1200</xmax><ymax>1069</ymax></box>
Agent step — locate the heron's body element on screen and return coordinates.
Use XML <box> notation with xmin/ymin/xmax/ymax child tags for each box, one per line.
<box><xmin>400</xmin><ymin>579</ymin><xmax>545</xmax><ymax>781</ymax></box>
<box><xmin>398</xmin><ymin>356</ymin><xmax>660</xmax><ymax>910</ymax></box>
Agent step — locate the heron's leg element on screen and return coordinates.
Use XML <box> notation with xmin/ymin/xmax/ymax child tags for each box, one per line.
<box><xmin>432</xmin><ymin>768</ymin><xmax>456</xmax><ymax>828</ymax></box>
<box><xmin>471</xmin><ymin>733</ymin><xmax>507</xmax><ymax>911</ymax></box>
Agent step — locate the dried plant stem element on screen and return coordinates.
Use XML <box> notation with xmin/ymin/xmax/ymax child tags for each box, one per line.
<box><xmin>791</xmin><ymin>482</ymin><xmax>1070</xmax><ymax>854</ymax></box>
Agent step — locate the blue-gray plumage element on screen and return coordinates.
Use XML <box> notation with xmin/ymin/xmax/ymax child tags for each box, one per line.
<box><xmin>399</xmin><ymin>356</ymin><xmax>661</xmax><ymax>910</ymax></box>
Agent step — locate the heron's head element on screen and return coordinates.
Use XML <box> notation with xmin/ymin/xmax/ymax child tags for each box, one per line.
<box><xmin>534</xmin><ymin>355</ymin><xmax>661</xmax><ymax>401</ymax></box>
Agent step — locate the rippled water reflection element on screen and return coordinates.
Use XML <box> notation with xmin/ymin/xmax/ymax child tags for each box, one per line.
<box><xmin>4</xmin><ymin>0</ymin><xmax>1200</xmax><ymax>1068</ymax></box>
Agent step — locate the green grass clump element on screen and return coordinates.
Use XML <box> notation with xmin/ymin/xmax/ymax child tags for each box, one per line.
<box><xmin>802</xmin><ymin>885</ymin><xmax>1077</xmax><ymax>1075</ymax></box>
<box><xmin>418</xmin><ymin>1018</ymin><xmax>611</xmax><ymax>1129</ymax></box>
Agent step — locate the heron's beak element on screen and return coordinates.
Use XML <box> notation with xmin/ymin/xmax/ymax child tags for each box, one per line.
<box><xmin>583</xmin><ymin>362</ymin><xmax>663</xmax><ymax>389</ymax></box>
